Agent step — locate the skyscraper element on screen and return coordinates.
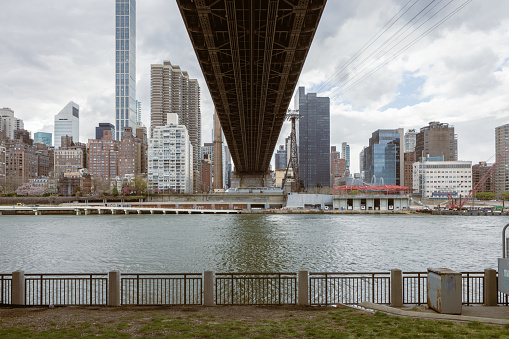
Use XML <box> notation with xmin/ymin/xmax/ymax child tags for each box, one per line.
<box><xmin>404</xmin><ymin>129</ymin><xmax>417</xmax><ymax>153</ymax></box>
<box><xmin>415</xmin><ymin>121</ymin><xmax>457</xmax><ymax>161</ymax></box>
<box><xmin>364</xmin><ymin>129</ymin><xmax>404</xmax><ymax>186</ymax></box>
<box><xmin>151</xmin><ymin>60</ymin><xmax>201</xmax><ymax>192</ymax></box>
<box><xmin>115</xmin><ymin>0</ymin><xmax>136</xmax><ymax>140</ymax></box>
<box><xmin>296</xmin><ymin>86</ymin><xmax>330</xmax><ymax>189</ymax></box>
<box><xmin>54</xmin><ymin>101</ymin><xmax>79</xmax><ymax>149</ymax></box>
<box><xmin>274</xmin><ymin>145</ymin><xmax>287</xmax><ymax>170</ymax></box>
<box><xmin>34</xmin><ymin>132</ymin><xmax>52</xmax><ymax>146</ymax></box>
<box><xmin>341</xmin><ymin>142</ymin><xmax>350</xmax><ymax>172</ymax></box>
<box><xmin>0</xmin><ymin>108</ymin><xmax>24</xmax><ymax>140</ymax></box>
<box><xmin>495</xmin><ymin>124</ymin><xmax>509</xmax><ymax>193</ymax></box>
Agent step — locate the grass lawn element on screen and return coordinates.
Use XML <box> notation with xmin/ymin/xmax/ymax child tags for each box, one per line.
<box><xmin>1</xmin><ymin>305</ymin><xmax>508</xmax><ymax>338</ymax></box>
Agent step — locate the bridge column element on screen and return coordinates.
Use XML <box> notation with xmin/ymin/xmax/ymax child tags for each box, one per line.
<box><xmin>124</xmin><ymin>210</ymin><xmax>129</xmax><ymax>215</ymax></box>
<box><xmin>150</xmin><ymin>210</ymin><xmax>154</xmax><ymax>214</ymax></box>
<box><xmin>98</xmin><ymin>209</ymin><xmax>103</xmax><ymax>215</ymax></box>
<box><xmin>85</xmin><ymin>209</ymin><xmax>90</xmax><ymax>215</ymax></box>
<box><xmin>176</xmin><ymin>210</ymin><xmax>179</xmax><ymax>215</ymax></box>
<box><xmin>76</xmin><ymin>210</ymin><xmax>81</xmax><ymax>216</ymax></box>
<box><xmin>111</xmin><ymin>209</ymin><xmax>116</xmax><ymax>215</ymax></box>
<box><xmin>137</xmin><ymin>210</ymin><xmax>142</xmax><ymax>214</ymax></box>
<box><xmin>163</xmin><ymin>210</ymin><xmax>167</xmax><ymax>214</ymax></box>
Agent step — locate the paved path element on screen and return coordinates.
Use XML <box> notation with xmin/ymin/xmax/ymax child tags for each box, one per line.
<box><xmin>360</xmin><ymin>302</ymin><xmax>509</xmax><ymax>325</ymax></box>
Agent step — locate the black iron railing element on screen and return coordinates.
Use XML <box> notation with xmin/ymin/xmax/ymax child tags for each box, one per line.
<box><xmin>215</xmin><ymin>273</ymin><xmax>297</xmax><ymax>305</ymax></box>
<box><xmin>310</xmin><ymin>272</ymin><xmax>391</xmax><ymax>305</ymax></box>
<box><xmin>0</xmin><ymin>274</ymin><xmax>12</xmax><ymax>305</ymax></box>
<box><xmin>121</xmin><ymin>273</ymin><xmax>202</xmax><ymax>305</ymax></box>
<box><xmin>24</xmin><ymin>274</ymin><xmax>108</xmax><ymax>306</ymax></box>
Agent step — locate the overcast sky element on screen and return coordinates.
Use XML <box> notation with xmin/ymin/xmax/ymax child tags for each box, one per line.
<box><xmin>1</xmin><ymin>0</ymin><xmax>508</xmax><ymax>174</ymax></box>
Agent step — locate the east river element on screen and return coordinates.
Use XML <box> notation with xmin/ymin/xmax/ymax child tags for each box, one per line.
<box><xmin>0</xmin><ymin>214</ymin><xmax>506</xmax><ymax>273</ymax></box>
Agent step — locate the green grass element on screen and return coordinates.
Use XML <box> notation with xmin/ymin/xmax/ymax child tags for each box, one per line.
<box><xmin>1</xmin><ymin>308</ymin><xmax>509</xmax><ymax>338</ymax></box>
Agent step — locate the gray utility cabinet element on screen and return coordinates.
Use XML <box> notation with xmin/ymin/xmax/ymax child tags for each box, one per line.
<box><xmin>427</xmin><ymin>268</ymin><xmax>462</xmax><ymax>314</ymax></box>
<box><xmin>498</xmin><ymin>258</ymin><xmax>509</xmax><ymax>295</ymax></box>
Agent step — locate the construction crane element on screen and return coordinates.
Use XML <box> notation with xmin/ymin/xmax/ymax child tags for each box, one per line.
<box><xmin>449</xmin><ymin>149</ymin><xmax>509</xmax><ymax>210</ymax></box>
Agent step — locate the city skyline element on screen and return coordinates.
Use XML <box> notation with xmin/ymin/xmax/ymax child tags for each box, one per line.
<box><xmin>1</xmin><ymin>1</ymin><xmax>509</xmax><ymax>174</ymax></box>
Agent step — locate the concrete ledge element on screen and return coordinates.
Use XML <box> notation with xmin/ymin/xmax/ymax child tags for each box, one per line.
<box><xmin>359</xmin><ymin>302</ymin><xmax>509</xmax><ymax>325</ymax></box>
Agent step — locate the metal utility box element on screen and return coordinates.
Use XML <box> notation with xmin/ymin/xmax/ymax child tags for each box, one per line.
<box><xmin>498</xmin><ymin>258</ymin><xmax>509</xmax><ymax>295</ymax></box>
<box><xmin>427</xmin><ymin>268</ymin><xmax>462</xmax><ymax>314</ymax></box>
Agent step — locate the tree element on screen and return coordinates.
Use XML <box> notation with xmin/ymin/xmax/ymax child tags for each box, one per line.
<box><xmin>500</xmin><ymin>191</ymin><xmax>509</xmax><ymax>201</ymax></box>
<box><xmin>475</xmin><ymin>192</ymin><xmax>496</xmax><ymax>201</ymax></box>
<box><xmin>122</xmin><ymin>186</ymin><xmax>131</xmax><ymax>195</ymax></box>
<box><xmin>348</xmin><ymin>190</ymin><xmax>360</xmax><ymax>195</ymax></box>
<box><xmin>112</xmin><ymin>186</ymin><xmax>119</xmax><ymax>196</ymax></box>
<box><xmin>15</xmin><ymin>183</ymin><xmax>46</xmax><ymax>196</ymax></box>
<box><xmin>134</xmin><ymin>178</ymin><xmax>147</xmax><ymax>195</ymax></box>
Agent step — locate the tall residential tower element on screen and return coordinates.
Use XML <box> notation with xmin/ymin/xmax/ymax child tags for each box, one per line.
<box><xmin>151</xmin><ymin>60</ymin><xmax>201</xmax><ymax>192</ymax></box>
<box><xmin>115</xmin><ymin>0</ymin><xmax>136</xmax><ymax>140</ymax></box>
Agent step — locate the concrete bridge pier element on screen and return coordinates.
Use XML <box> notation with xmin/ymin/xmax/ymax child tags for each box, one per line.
<box><xmin>124</xmin><ymin>210</ymin><xmax>129</xmax><ymax>215</ymax></box>
<box><xmin>85</xmin><ymin>209</ymin><xmax>90</xmax><ymax>215</ymax></box>
<box><xmin>176</xmin><ymin>210</ymin><xmax>179</xmax><ymax>215</ymax></box>
<box><xmin>76</xmin><ymin>210</ymin><xmax>81</xmax><ymax>216</ymax></box>
<box><xmin>150</xmin><ymin>210</ymin><xmax>154</xmax><ymax>214</ymax></box>
<box><xmin>111</xmin><ymin>209</ymin><xmax>116</xmax><ymax>215</ymax></box>
<box><xmin>137</xmin><ymin>210</ymin><xmax>141</xmax><ymax>214</ymax></box>
<box><xmin>98</xmin><ymin>209</ymin><xmax>103</xmax><ymax>215</ymax></box>
<box><xmin>163</xmin><ymin>210</ymin><xmax>167</xmax><ymax>214</ymax></box>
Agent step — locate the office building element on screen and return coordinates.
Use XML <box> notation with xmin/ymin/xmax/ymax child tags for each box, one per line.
<box><xmin>341</xmin><ymin>142</ymin><xmax>350</xmax><ymax>171</ymax></box>
<box><xmin>88</xmin><ymin>130</ymin><xmax>120</xmax><ymax>180</ymax></box>
<box><xmin>363</xmin><ymin>129</ymin><xmax>404</xmax><ymax>186</ymax></box>
<box><xmin>0</xmin><ymin>108</ymin><xmax>24</xmax><ymax>140</ymax></box>
<box><xmin>404</xmin><ymin>129</ymin><xmax>417</xmax><ymax>153</ymax></box>
<box><xmin>275</xmin><ymin>145</ymin><xmax>287</xmax><ymax>170</ymax></box>
<box><xmin>136</xmin><ymin>100</ymin><xmax>142</xmax><ymax>123</ymax></box>
<box><xmin>415</xmin><ymin>121</ymin><xmax>457</xmax><ymax>161</ymax></box>
<box><xmin>412</xmin><ymin>159</ymin><xmax>471</xmax><ymax>198</ymax></box>
<box><xmin>54</xmin><ymin>101</ymin><xmax>79</xmax><ymax>149</ymax></box>
<box><xmin>115</xmin><ymin>0</ymin><xmax>137</xmax><ymax>140</ymax></box>
<box><xmin>148</xmin><ymin>113</ymin><xmax>193</xmax><ymax>194</ymax></box>
<box><xmin>151</xmin><ymin>60</ymin><xmax>201</xmax><ymax>192</ymax></box>
<box><xmin>495</xmin><ymin>124</ymin><xmax>509</xmax><ymax>193</ymax></box>
<box><xmin>96</xmin><ymin>123</ymin><xmax>115</xmax><ymax>140</ymax></box>
<box><xmin>223</xmin><ymin>145</ymin><xmax>232</xmax><ymax>188</ymax></box>
<box><xmin>296</xmin><ymin>86</ymin><xmax>330</xmax><ymax>189</ymax></box>
<box><xmin>34</xmin><ymin>132</ymin><xmax>52</xmax><ymax>146</ymax></box>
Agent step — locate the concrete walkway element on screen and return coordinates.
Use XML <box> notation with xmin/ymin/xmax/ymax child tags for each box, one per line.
<box><xmin>359</xmin><ymin>302</ymin><xmax>509</xmax><ymax>325</ymax></box>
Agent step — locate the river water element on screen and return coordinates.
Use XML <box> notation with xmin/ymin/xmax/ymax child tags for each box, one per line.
<box><xmin>0</xmin><ymin>214</ymin><xmax>506</xmax><ymax>273</ymax></box>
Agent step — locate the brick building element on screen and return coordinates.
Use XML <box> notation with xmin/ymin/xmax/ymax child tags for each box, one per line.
<box><xmin>472</xmin><ymin>162</ymin><xmax>494</xmax><ymax>193</ymax></box>
<box><xmin>88</xmin><ymin>130</ymin><xmax>120</xmax><ymax>180</ymax></box>
<box><xmin>404</xmin><ymin>152</ymin><xmax>416</xmax><ymax>192</ymax></box>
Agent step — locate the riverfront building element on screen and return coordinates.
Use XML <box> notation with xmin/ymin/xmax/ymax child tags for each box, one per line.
<box><xmin>34</xmin><ymin>132</ymin><xmax>52</xmax><ymax>146</ymax></box>
<box><xmin>0</xmin><ymin>108</ymin><xmax>24</xmax><ymax>140</ymax></box>
<box><xmin>148</xmin><ymin>113</ymin><xmax>193</xmax><ymax>194</ymax></box>
<box><xmin>118</xmin><ymin>126</ymin><xmax>142</xmax><ymax>177</ymax></box>
<box><xmin>54</xmin><ymin>101</ymin><xmax>79</xmax><ymax>149</ymax></box>
<box><xmin>115</xmin><ymin>0</ymin><xmax>137</xmax><ymax>140</ymax></box>
<box><xmin>412</xmin><ymin>159</ymin><xmax>472</xmax><ymax>198</ymax></box>
<box><xmin>363</xmin><ymin>129</ymin><xmax>404</xmax><ymax>186</ymax></box>
<box><xmin>296</xmin><ymin>86</ymin><xmax>330</xmax><ymax>189</ymax></box>
<box><xmin>495</xmin><ymin>124</ymin><xmax>509</xmax><ymax>193</ymax></box>
<box><xmin>415</xmin><ymin>121</ymin><xmax>457</xmax><ymax>161</ymax></box>
<box><xmin>151</xmin><ymin>60</ymin><xmax>201</xmax><ymax>192</ymax></box>
<box><xmin>472</xmin><ymin>161</ymin><xmax>494</xmax><ymax>193</ymax></box>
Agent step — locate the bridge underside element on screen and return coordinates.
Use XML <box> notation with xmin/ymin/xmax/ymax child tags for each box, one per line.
<box><xmin>178</xmin><ymin>0</ymin><xmax>327</xmax><ymax>175</ymax></box>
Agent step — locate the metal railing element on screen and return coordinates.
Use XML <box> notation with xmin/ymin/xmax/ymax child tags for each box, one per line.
<box><xmin>0</xmin><ymin>274</ymin><xmax>12</xmax><ymax>305</ymax></box>
<box><xmin>403</xmin><ymin>272</ymin><xmax>485</xmax><ymax>305</ymax></box>
<box><xmin>25</xmin><ymin>274</ymin><xmax>108</xmax><ymax>306</ymax></box>
<box><xmin>121</xmin><ymin>273</ymin><xmax>202</xmax><ymax>305</ymax></box>
<box><xmin>0</xmin><ymin>270</ymin><xmax>505</xmax><ymax>307</ymax></box>
<box><xmin>310</xmin><ymin>272</ymin><xmax>390</xmax><ymax>305</ymax></box>
<box><xmin>215</xmin><ymin>273</ymin><xmax>297</xmax><ymax>305</ymax></box>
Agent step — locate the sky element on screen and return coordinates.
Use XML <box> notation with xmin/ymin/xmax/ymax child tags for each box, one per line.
<box><xmin>1</xmin><ymin>0</ymin><xmax>509</xmax><ymax>174</ymax></box>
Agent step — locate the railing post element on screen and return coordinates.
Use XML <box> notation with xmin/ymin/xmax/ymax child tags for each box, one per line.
<box><xmin>390</xmin><ymin>269</ymin><xmax>403</xmax><ymax>307</ymax></box>
<box><xmin>298</xmin><ymin>270</ymin><xmax>309</xmax><ymax>306</ymax></box>
<box><xmin>108</xmin><ymin>271</ymin><xmax>121</xmax><ymax>307</ymax></box>
<box><xmin>484</xmin><ymin>269</ymin><xmax>497</xmax><ymax>306</ymax></box>
<box><xmin>12</xmin><ymin>270</ymin><xmax>25</xmax><ymax>306</ymax></box>
<box><xmin>203</xmin><ymin>270</ymin><xmax>215</xmax><ymax>306</ymax></box>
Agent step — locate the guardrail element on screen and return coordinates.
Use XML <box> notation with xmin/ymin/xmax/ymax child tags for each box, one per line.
<box><xmin>121</xmin><ymin>273</ymin><xmax>202</xmax><ymax>305</ymax></box>
<box><xmin>0</xmin><ymin>270</ymin><xmax>505</xmax><ymax>306</ymax></box>
<box><xmin>24</xmin><ymin>274</ymin><xmax>108</xmax><ymax>306</ymax></box>
<box><xmin>215</xmin><ymin>273</ymin><xmax>297</xmax><ymax>305</ymax></box>
<box><xmin>310</xmin><ymin>272</ymin><xmax>390</xmax><ymax>305</ymax></box>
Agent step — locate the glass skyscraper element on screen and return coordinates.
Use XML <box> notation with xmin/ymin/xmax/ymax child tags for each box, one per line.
<box><xmin>115</xmin><ymin>0</ymin><xmax>136</xmax><ymax>140</ymax></box>
<box><xmin>363</xmin><ymin>129</ymin><xmax>404</xmax><ymax>185</ymax></box>
<box><xmin>296</xmin><ymin>87</ymin><xmax>330</xmax><ymax>189</ymax></box>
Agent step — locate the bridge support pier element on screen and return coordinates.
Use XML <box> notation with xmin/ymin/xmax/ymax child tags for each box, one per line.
<box><xmin>137</xmin><ymin>210</ymin><xmax>141</xmax><ymax>214</ymax></box>
<box><xmin>85</xmin><ymin>209</ymin><xmax>90</xmax><ymax>215</ymax></box>
<box><xmin>231</xmin><ymin>172</ymin><xmax>272</xmax><ymax>189</ymax></box>
<box><xmin>124</xmin><ymin>210</ymin><xmax>129</xmax><ymax>215</ymax></box>
<box><xmin>76</xmin><ymin>210</ymin><xmax>81</xmax><ymax>216</ymax></box>
<box><xmin>111</xmin><ymin>209</ymin><xmax>116</xmax><ymax>215</ymax></box>
<box><xmin>98</xmin><ymin>209</ymin><xmax>103</xmax><ymax>215</ymax></box>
